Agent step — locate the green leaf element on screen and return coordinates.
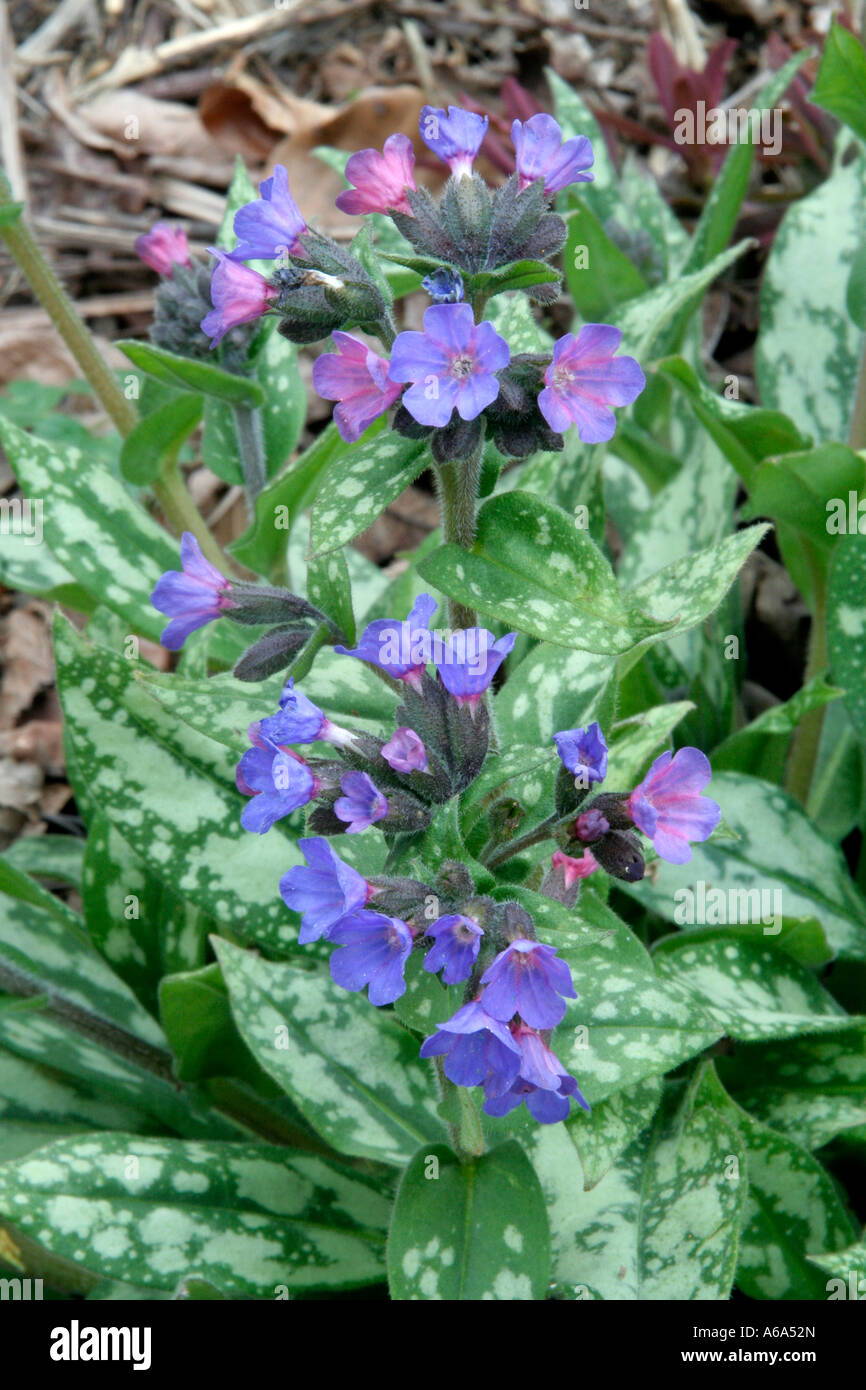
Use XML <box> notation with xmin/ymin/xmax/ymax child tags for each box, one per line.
<box><xmin>623</xmin><ymin>771</ymin><xmax>866</xmax><ymax>961</ymax></box>
<box><xmin>658</xmin><ymin>355</ymin><xmax>811</xmax><ymax>486</ymax></box>
<box><xmin>494</xmin><ymin>642</ymin><xmax>616</xmax><ymax>749</ymax></box>
<box><xmin>0</xmin><ymin>529</ymin><xmax>96</xmax><ymax>613</ymax></box>
<box><xmin>0</xmin><ymin>201</ymin><xmax>24</xmax><ymax>227</ymax></box>
<box><xmin>828</xmin><ymin>532</ymin><xmax>866</xmax><ymax>742</ymax></box>
<box><xmin>215</xmin><ymin>938</ymin><xmax>445</xmax><ymax>1166</ymax></box>
<box><xmin>117</xmin><ymin>340</ymin><xmax>264</xmax><ymax>408</ymax></box>
<box><xmin>547</xmin><ymin>68</ymin><xmax>618</xmax><ymax>214</ymax></box>
<box><xmin>53</xmin><ymin>615</ymin><xmax>303</xmax><ymax>954</ymax></box>
<box><xmin>256</xmin><ymin>321</ymin><xmax>307</xmax><ymax>477</ymax></box>
<box><xmin>563</xmin><ymin>198</ymin><xmax>647</xmax><ymax>320</ymax></box>
<box><xmin>733</xmin><ymin>1108</ymin><xmax>857</xmax><ymax>1298</ymax></box>
<box><xmin>743</xmin><ymin>444</ymin><xmax>865</xmax><ymax>548</ymax></box>
<box><xmin>0</xmin><ymin>1043</ymin><xmax>152</xmax><ymax>1135</ymax></box>
<box><xmin>847</xmin><ymin>240</ymin><xmax>866</xmax><ymax>328</ymax></box>
<box><xmin>0</xmin><ymin>1134</ymin><xmax>390</xmax><ymax>1296</ymax></box>
<box><xmin>2</xmin><ymin>836</ymin><xmax>85</xmax><ymax>890</ymax></box>
<box><xmin>712</xmin><ymin>675</ymin><xmax>842</xmax><ymax>782</ymax></box>
<box><xmin>756</xmin><ymin>145</ymin><xmax>866</xmax><ymax>439</ymax></box>
<box><xmin>159</xmin><ymin>963</ymin><xmax>269</xmax><ymax>1085</ymax></box>
<box><xmin>418</xmin><ymin>490</ymin><xmax>669</xmax><ymax>655</ymax></box>
<box><xmin>565</xmin><ymin>1076</ymin><xmax>662</xmax><ymax>1190</ymax></box>
<box><xmin>201</xmin><ymin>397</ymin><xmax>244</xmax><ymax>486</ymax></box>
<box><xmin>310</xmin><ymin>436</ymin><xmax>428</xmax><ymax>556</ymax></box>
<box><xmin>809</xmin><ymin>1238</ymin><xmax>866</xmax><ymax>1291</ymax></box>
<box><xmin>119</xmin><ymin>394</ymin><xmax>203</xmax><ymax>487</ymax></box>
<box><xmin>216</xmin><ymin>156</ymin><xmax>257</xmax><ymax>251</ymax></box>
<box><xmin>613</xmin><ymin>242</ymin><xmax>751</xmax><ymax>360</ymax></box>
<box><xmin>0</xmin><ymin>416</ymin><xmax>181</xmax><ymax>643</ymax></box>
<box><xmin>652</xmin><ymin>933</ymin><xmax>851</xmax><ymax>1041</ymax></box>
<box><xmin>718</xmin><ymin>1027</ymin><xmax>866</xmax><ymax>1149</ymax></box>
<box><xmin>307</xmin><ymin>547</ymin><xmax>355</xmax><ymax>645</ymax></box>
<box><xmin>812</xmin><ymin>19</ymin><xmax>866</xmax><ymax>144</ymax></box>
<box><xmin>468</xmin><ymin>258</ymin><xmax>561</xmax><ymax>298</ymax></box>
<box><xmin>387</xmin><ymin>1141</ymin><xmax>551</xmax><ymax>1300</ymax></box>
<box><xmin>485</xmin><ymin>291</ymin><xmax>553</xmax><ymax>354</ymax></box>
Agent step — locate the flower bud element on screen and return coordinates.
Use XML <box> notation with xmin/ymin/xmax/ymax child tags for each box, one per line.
<box><xmin>590</xmin><ymin>829</ymin><xmax>645</xmax><ymax>882</ymax></box>
<box><xmin>233</xmin><ymin>626</ymin><xmax>313</xmax><ymax>682</ymax></box>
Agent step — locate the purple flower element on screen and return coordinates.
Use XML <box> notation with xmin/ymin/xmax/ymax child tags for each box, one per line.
<box><xmin>335</xmin><ymin>593</ymin><xmax>438</xmax><ymax>690</ymax></box>
<box><xmin>480</xmin><ymin>938</ymin><xmax>577</xmax><ymax>1030</ymax></box>
<box><xmin>574</xmin><ymin>808</ymin><xmax>609</xmax><ymax>842</ymax></box>
<box><xmin>279</xmin><ymin>836</ymin><xmax>374</xmax><ymax>945</ymax></box>
<box><xmin>554</xmin><ymin>722</ymin><xmax>608</xmax><ymax>784</ymax></box>
<box><xmin>388</xmin><ymin>303</ymin><xmax>509</xmax><ymax>427</ymax></box>
<box><xmin>419</xmin><ymin>999</ymin><xmax>521</xmax><ymax>1095</ymax></box>
<box><xmin>626</xmin><ymin>747</ymin><xmax>721</xmax><ymax>865</ymax></box>
<box><xmin>381</xmin><ymin>727</ymin><xmax>428</xmax><ymax>774</ymax></box>
<box><xmin>259</xmin><ymin>678</ymin><xmax>355</xmax><ymax>750</ymax></box>
<box><xmin>328</xmin><ymin>911</ymin><xmax>413</xmax><ymax>1005</ymax></box>
<box><xmin>420</xmin><ymin>104</ymin><xmax>489</xmax><ymax>178</ymax></box>
<box><xmin>336</xmin><ymin>134</ymin><xmax>417</xmax><ymax>216</ymax></box>
<box><xmin>511</xmin><ymin>114</ymin><xmax>594</xmax><ymax>195</ymax></box>
<box><xmin>135</xmin><ymin>223</ymin><xmax>192</xmax><ymax>275</ymax></box>
<box><xmin>150</xmin><ymin>532</ymin><xmax>234</xmax><ymax>650</ymax></box>
<box><xmin>538</xmin><ymin>326</ymin><xmax>645</xmax><ymax>443</ymax></box>
<box><xmin>236</xmin><ymin>731</ymin><xmax>317</xmax><ymax>834</ymax></box>
<box><xmin>201</xmin><ymin>249</ymin><xmax>274</xmax><ymax>347</ymax></box>
<box><xmin>312</xmin><ymin>332</ymin><xmax>402</xmax><ymax>443</ymax></box>
<box><xmin>423</xmin><ymin>914</ymin><xmax>483</xmax><ymax>985</ymax></box>
<box><xmin>422</xmin><ymin>267</ymin><xmax>464</xmax><ymax>304</ymax></box>
<box><xmin>229</xmin><ymin>165</ymin><xmax>306</xmax><ymax>263</ymax></box>
<box><xmin>551</xmin><ymin>849</ymin><xmax>599</xmax><ymax>886</ymax></box>
<box><xmin>435</xmin><ymin>628</ymin><xmax>516</xmax><ymax>708</ymax></box>
<box><xmin>483</xmin><ymin>1027</ymin><xmax>589</xmax><ymax>1124</ymax></box>
<box><xmin>334</xmin><ymin>771</ymin><xmax>389</xmax><ymax>833</ymax></box>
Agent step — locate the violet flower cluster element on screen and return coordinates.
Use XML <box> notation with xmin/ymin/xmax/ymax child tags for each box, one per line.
<box><xmin>145</xmin><ymin>572</ymin><xmax>726</xmax><ymax>1128</ymax></box>
<box><xmin>153</xmin><ymin>102</ymin><xmax>647</xmax><ymax>459</ymax></box>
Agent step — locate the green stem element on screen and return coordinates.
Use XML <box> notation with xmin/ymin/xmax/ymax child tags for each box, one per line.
<box><xmin>0</xmin><ymin>172</ymin><xmax>232</xmax><ymax>575</ymax></box>
<box><xmin>483</xmin><ymin>813</ymin><xmax>559</xmax><ymax>870</ymax></box>
<box><xmin>434</xmin><ymin>433</ymin><xmax>484</xmax><ymax>631</ymax></box>
<box><xmin>0</xmin><ymin>174</ymin><xmax>137</xmax><ymax>437</ymax></box>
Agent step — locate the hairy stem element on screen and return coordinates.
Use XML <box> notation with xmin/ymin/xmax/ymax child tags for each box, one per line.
<box><xmin>434</xmin><ymin>433</ymin><xmax>484</xmax><ymax>630</ymax></box>
<box><xmin>0</xmin><ymin>172</ymin><xmax>232</xmax><ymax>574</ymax></box>
<box><xmin>483</xmin><ymin>813</ymin><xmax>559</xmax><ymax>870</ymax></box>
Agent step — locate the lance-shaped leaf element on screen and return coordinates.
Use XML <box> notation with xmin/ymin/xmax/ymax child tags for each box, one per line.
<box><xmin>53</xmin><ymin>615</ymin><xmax>304</xmax><ymax>955</ymax></box>
<box><xmin>565</xmin><ymin>1076</ymin><xmax>663</xmax><ymax>1191</ymax></box>
<box><xmin>828</xmin><ymin>533</ymin><xmax>866</xmax><ymax>744</ymax></box>
<box><xmin>310</xmin><ymin>436</ymin><xmax>428</xmax><ymax>556</ymax></box>
<box><xmin>756</xmin><ymin>145</ymin><xmax>866</xmax><ymax>440</ymax></box>
<box><xmin>494</xmin><ymin>642</ymin><xmax>616</xmax><ymax>749</ymax></box>
<box><xmin>388</xmin><ymin>1142</ymin><xmax>550</xmax><ymax>1300</ymax></box>
<box><xmin>0</xmin><ymin>1135</ymin><xmax>390</xmax><ymax>1296</ymax></box>
<box><xmin>119</xmin><ymin>394</ymin><xmax>204</xmax><ymax>487</ymax></box>
<box><xmin>117</xmin><ymin>340</ymin><xmax>265</xmax><ymax>407</ymax></box>
<box><xmin>652</xmin><ymin>933</ymin><xmax>853</xmax><ymax>1042</ymax></box>
<box><xmin>812</xmin><ymin>18</ymin><xmax>866</xmax><ymax>144</ymax></box>
<box><xmin>718</xmin><ymin>1027</ymin><xmax>866</xmax><ymax>1149</ymax></box>
<box><xmin>214</xmin><ymin>938</ymin><xmax>445</xmax><ymax>1166</ymax></box>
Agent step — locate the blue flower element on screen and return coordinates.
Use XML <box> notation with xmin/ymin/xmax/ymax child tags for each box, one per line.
<box><xmin>420</xmin><ymin>104</ymin><xmax>489</xmax><ymax>178</ymax></box>
<box><xmin>328</xmin><ymin>911</ymin><xmax>413</xmax><ymax>1005</ymax></box>
<box><xmin>334</xmin><ymin>771</ymin><xmax>388</xmax><ymax>833</ymax></box>
<box><xmin>480</xmin><ymin>938</ymin><xmax>576</xmax><ymax>1030</ymax></box>
<box><xmin>150</xmin><ymin>533</ymin><xmax>234</xmax><ymax>650</ymax></box>
<box><xmin>483</xmin><ymin>1026</ymin><xmax>589</xmax><ymax>1124</ymax></box>
<box><xmin>335</xmin><ymin>593</ymin><xmax>438</xmax><ymax>690</ymax></box>
<box><xmin>236</xmin><ymin>729</ymin><xmax>317</xmax><ymax>834</ymax></box>
<box><xmin>511</xmin><ymin>113</ymin><xmax>594</xmax><ymax>195</ymax></box>
<box><xmin>279</xmin><ymin>836</ymin><xmax>373</xmax><ymax>944</ymax></box>
<box><xmin>435</xmin><ymin>628</ymin><xmax>516</xmax><ymax>708</ymax></box>
<box><xmin>388</xmin><ymin>304</ymin><xmax>509</xmax><ymax>428</ymax></box>
<box><xmin>419</xmin><ymin>999</ymin><xmax>521</xmax><ymax>1095</ymax></box>
<box><xmin>260</xmin><ymin>678</ymin><xmax>355</xmax><ymax>749</ymax></box>
<box><xmin>423</xmin><ymin>914</ymin><xmax>483</xmax><ymax>985</ymax></box>
<box><xmin>228</xmin><ymin>165</ymin><xmax>306</xmax><ymax>263</ymax></box>
<box><xmin>422</xmin><ymin>267</ymin><xmax>465</xmax><ymax>304</ymax></box>
<box><xmin>554</xmin><ymin>722</ymin><xmax>608</xmax><ymax>785</ymax></box>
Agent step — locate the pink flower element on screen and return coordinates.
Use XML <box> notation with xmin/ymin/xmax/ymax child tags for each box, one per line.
<box><xmin>135</xmin><ymin>223</ymin><xmax>192</xmax><ymax>275</ymax></box>
<box><xmin>381</xmin><ymin>727</ymin><xmax>428</xmax><ymax>774</ymax></box>
<box><xmin>201</xmin><ymin>249</ymin><xmax>274</xmax><ymax>348</ymax></box>
<box><xmin>511</xmin><ymin>114</ymin><xmax>594</xmax><ymax>194</ymax></box>
<box><xmin>552</xmin><ymin>850</ymin><xmax>599</xmax><ymax>887</ymax></box>
<box><xmin>312</xmin><ymin>332</ymin><xmax>402</xmax><ymax>442</ymax></box>
<box><xmin>627</xmin><ymin>748</ymin><xmax>721</xmax><ymax>865</ymax></box>
<box><xmin>336</xmin><ymin>134</ymin><xmax>417</xmax><ymax>216</ymax></box>
<box><xmin>538</xmin><ymin>325</ymin><xmax>645</xmax><ymax>443</ymax></box>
